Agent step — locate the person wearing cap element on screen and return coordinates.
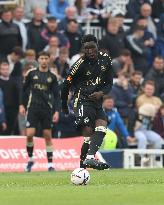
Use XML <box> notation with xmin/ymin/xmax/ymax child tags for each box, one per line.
<box><xmin>61</xmin><ymin>34</ymin><xmax>113</xmax><ymax>170</ymax></box>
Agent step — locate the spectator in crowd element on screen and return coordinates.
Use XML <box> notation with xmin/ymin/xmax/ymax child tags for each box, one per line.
<box><xmin>43</xmin><ymin>36</ymin><xmax>60</xmax><ymax>60</ymax></box>
<box><xmin>103</xmin><ymin>95</ymin><xmax>136</xmax><ymax>147</ymax></box>
<box><xmin>41</xmin><ymin>16</ymin><xmax>69</xmax><ymax>48</ymax></box>
<box><xmin>26</xmin><ymin>8</ymin><xmax>46</xmax><ymax>53</ymax></box>
<box><xmin>21</xmin><ymin>49</ymin><xmax>38</xmax><ymax>69</ymax></box>
<box><xmin>64</xmin><ymin>19</ymin><xmax>82</xmax><ymax>58</ymax></box>
<box><xmin>157</xmin><ymin>13</ymin><xmax>164</xmax><ymax>37</ymax></box>
<box><xmin>87</xmin><ymin>0</ymin><xmax>110</xmax><ymax>25</ymax></box>
<box><xmin>126</xmin><ymin>25</ymin><xmax>149</xmax><ymax>76</ymax></box>
<box><xmin>152</xmin><ymin>103</ymin><xmax>164</xmax><ymax>139</ymax></box>
<box><xmin>140</xmin><ymin>3</ymin><xmax>157</xmax><ymax>39</ymax></box>
<box><xmin>152</xmin><ymin>0</ymin><xmax>164</xmax><ymax>18</ymax></box>
<box><xmin>110</xmin><ymin>73</ymin><xmax>134</xmax><ymax>121</ymax></box>
<box><xmin>54</xmin><ymin>47</ymin><xmax>70</xmax><ymax>81</ymax></box>
<box><xmin>0</xmin><ymin>8</ymin><xmax>22</xmax><ymax>59</ymax></box>
<box><xmin>136</xmin><ymin>80</ymin><xmax>162</xmax><ymax>113</ymax></box>
<box><xmin>48</xmin><ymin>0</ymin><xmax>69</xmax><ymax>20</ymax></box>
<box><xmin>75</xmin><ymin>0</ymin><xmax>93</xmax><ymax>22</ymax></box>
<box><xmin>134</xmin><ymin>103</ymin><xmax>163</xmax><ymax>151</ymax></box>
<box><xmin>58</xmin><ymin>6</ymin><xmax>83</xmax><ymax>35</ymax></box>
<box><xmin>13</xmin><ymin>6</ymin><xmax>28</xmax><ymax>51</ymax></box>
<box><xmin>156</xmin><ymin>14</ymin><xmax>164</xmax><ymax>58</ymax></box>
<box><xmin>126</xmin><ymin>0</ymin><xmax>151</xmax><ymax>19</ymax></box>
<box><xmin>145</xmin><ymin>56</ymin><xmax>164</xmax><ymax>100</ymax></box>
<box><xmin>99</xmin><ymin>17</ymin><xmax>125</xmax><ymax>58</ymax></box>
<box><xmin>112</xmin><ymin>49</ymin><xmax>135</xmax><ymax>77</ymax></box>
<box><xmin>0</xmin><ymin>61</ymin><xmax>20</xmax><ymax>135</ymax></box>
<box><xmin>7</xmin><ymin>47</ymin><xmax>24</xmax><ymax>83</ymax></box>
<box><xmin>0</xmin><ymin>88</ymin><xmax>7</xmax><ymax>134</ymax></box>
<box><xmin>112</xmin><ymin>10</ymin><xmax>128</xmax><ymax>36</ymax></box>
<box><xmin>24</xmin><ymin>0</ymin><xmax>48</xmax><ymax>19</ymax></box>
<box><xmin>135</xmin><ymin>16</ymin><xmax>155</xmax><ymax>66</ymax></box>
<box><xmin>129</xmin><ymin>71</ymin><xmax>143</xmax><ymax>105</ymax></box>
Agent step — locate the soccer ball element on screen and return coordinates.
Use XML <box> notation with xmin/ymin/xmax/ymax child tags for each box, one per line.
<box><xmin>71</xmin><ymin>168</ymin><xmax>90</xmax><ymax>185</ymax></box>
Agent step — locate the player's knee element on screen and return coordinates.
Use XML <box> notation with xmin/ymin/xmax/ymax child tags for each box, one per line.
<box><xmin>84</xmin><ymin>137</ymin><xmax>90</xmax><ymax>144</ymax></box>
<box><xmin>95</xmin><ymin>126</ymin><xmax>107</xmax><ymax>138</ymax></box>
<box><xmin>27</xmin><ymin>135</ymin><xmax>33</xmax><ymax>142</ymax></box>
<box><xmin>95</xmin><ymin>126</ymin><xmax>107</xmax><ymax>133</ymax></box>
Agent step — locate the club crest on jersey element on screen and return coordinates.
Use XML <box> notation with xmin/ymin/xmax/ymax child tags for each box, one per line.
<box><xmin>33</xmin><ymin>75</ymin><xmax>39</xmax><ymax>80</ymax></box>
<box><xmin>101</xmin><ymin>65</ymin><xmax>106</xmax><ymax>71</ymax></box>
<box><xmin>86</xmin><ymin>71</ymin><xmax>91</xmax><ymax>75</ymax></box>
<box><xmin>84</xmin><ymin>117</ymin><xmax>89</xmax><ymax>124</ymax></box>
<box><xmin>67</xmin><ymin>75</ymin><xmax>72</xmax><ymax>82</ymax></box>
<box><xmin>47</xmin><ymin>77</ymin><xmax>52</xmax><ymax>83</ymax></box>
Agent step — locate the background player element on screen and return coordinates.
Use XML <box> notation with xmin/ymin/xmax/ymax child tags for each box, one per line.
<box><xmin>19</xmin><ymin>51</ymin><xmax>60</xmax><ymax>172</ymax></box>
<box><xmin>61</xmin><ymin>34</ymin><xmax>113</xmax><ymax>170</ymax></box>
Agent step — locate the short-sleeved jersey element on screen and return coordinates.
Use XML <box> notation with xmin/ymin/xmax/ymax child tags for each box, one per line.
<box><xmin>62</xmin><ymin>51</ymin><xmax>113</xmax><ymax>107</ymax></box>
<box><xmin>20</xmin><ymin>68</ymin><xmax>60</xmax><ymax>111</ymax></box>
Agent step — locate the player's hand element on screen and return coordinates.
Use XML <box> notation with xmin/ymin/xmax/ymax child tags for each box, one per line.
<box><xmin>52</xmin><ymin>111</ymin><xmax>59</xmax><ymax>123</ymax></box>
<box><xmin>19</xmin><ymin>105</ymin><xmax>26</xmax><ymax>116</ymax></box>
<box><xmin>89</xmin><ymin>91</ymin><xmax>104</xmax><ymax>101</ymax></box>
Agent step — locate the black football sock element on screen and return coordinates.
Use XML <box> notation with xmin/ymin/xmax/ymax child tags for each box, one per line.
<box><xmin>46</xmin><ymin>145</ymin><xmax>53</xmax><ymax>163</ymax></box>
<box><xmin>26</xmin><ymin>142</ymin><xmax>34</xmax><ymax>160</ymax></box>
<box><xmin>80</xmin><ymin>142</ymin><xmax>90</xmax><ymax>168</ymax></box>
<box><xmin>87</xmin><ymin>131</ymin><xmax>105</xmax><ymax>157</ymax></box>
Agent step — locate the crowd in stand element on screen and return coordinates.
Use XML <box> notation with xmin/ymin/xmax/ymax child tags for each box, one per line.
<box><xmin>0</xmin><ymin>0</ymin><xmax>164</xmax><ymax>151</ymax></box>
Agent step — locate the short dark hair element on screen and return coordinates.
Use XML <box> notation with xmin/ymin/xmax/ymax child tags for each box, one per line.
<box><xmin>0</xmin><ymin>59</ymin><xmax>9</xmax><ymax>66</ymax></box>
<box><xmin>103</xmin><ymin>95</ymin><xmax>114</xmax><ymax>102</ymax></box>
<box><xmin>81</xmin><ymin>34</ymin><xmax>98</xmax><ymax>45</ymax></box>
<box><xmin>38</xmin><ymin>51</ymin><xmax>50</xmax><ymax>58</ymax></box>
<box><xmin>12</xmin><ymin>46</ymin><xmax>24</xmax><ymax>57</ymax></box>
<box><xmin>132</xmin><ymin>71</ymin><xmax>143</xmax><ymax>76</ymax></box>
<box><xmin>154</xmin><ymin>55</ymin><xmax>164</xmax><ymax>60</ymax></box>
<box><xmin>133</xmin><ymin>25</ymin><xmax>145</xmax><ymax>32</ymax></box>
<box><xmin>120</xmin><ymin>49</ymin><xmax>131</xmax><ymax>56</ymax></box>
<box><xmin>1</xmin><ymin>8</ymin><xmax>12</xmax><ymax>15</ymax></box>
<box><xmin>68</xmin><ymin>19</ymin><xmax>78</xmax><ymax>24</ymax></box>
<box><xmin>47</xmin><ymin>16</ymin><xmax>56</xmax><ymax>21</ymax></box>
<box><xmin>144</xmin><ymin>80</ymin><xmax>155</xmax><ymax>87</ymax></box>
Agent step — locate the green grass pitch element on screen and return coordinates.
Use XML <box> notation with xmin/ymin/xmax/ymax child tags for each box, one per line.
<box><xmin>0</xmin><ymin>169</ymin><xmax>164</xmax><ymax>205</ymax></box>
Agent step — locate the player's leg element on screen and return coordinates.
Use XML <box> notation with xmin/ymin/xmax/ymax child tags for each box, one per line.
<box><xmin>43</xmin><ymin>129</ymin><xmax>54</xmax><ymax>171</ymax></box>
<box><xmin>87</xmin><ymin>119</ymin><xmax>107</xmax><ymax>157</ymax></box>
<box><xmin>83</xmin><ymin>119</ymin><xmax>110</xmax><ymax>170</ymax></box>
<box><xmin>83</xmin><ymin>105</ymin><xmax>110</xmax><ymax>170</ymax></box>
<box><xmin>42</xmin><ymin>110</ymin><xmax>54</xmax><ymax>171</ymax></box>
<box><xmin>25</xmin><ymin>108</ymin><xmax>37</xmax><ymax>172</ymax></box>
<box><xmin>25</xmin><ymin>127</ymin><xmax>36</xmax><ymax>172</ymax></box>
<box><xmin>80</xmin><ymin>127</ymin><xmax>93</xmax><ymax>168</ymax></box>
<box><xmin>74</xmin><ymin>103</ymin><xmax>95</xmax><ymax>168</ymax></box>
